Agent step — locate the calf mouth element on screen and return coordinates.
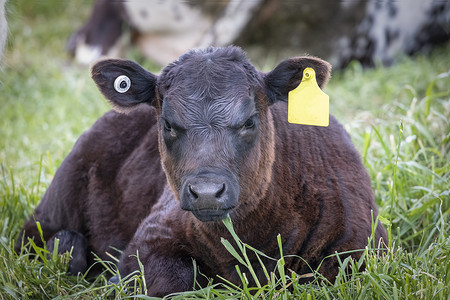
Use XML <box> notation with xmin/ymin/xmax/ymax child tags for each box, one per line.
<box><xmin>191</xmin><ymin>209</ymin><xmax>232</xmax><ymax>222</ymax></box>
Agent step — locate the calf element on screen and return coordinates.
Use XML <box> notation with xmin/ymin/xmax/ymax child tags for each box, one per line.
<box><xmin>18</xmin><ymin>46</ymin><xmax>387</xmax><ymax>296</ymax></box>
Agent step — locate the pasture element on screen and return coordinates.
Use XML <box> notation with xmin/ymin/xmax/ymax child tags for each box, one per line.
<box><xmin>1</xmin><ymin>1</ymin><xmax>449</xmax><ymax>299</ymax></box>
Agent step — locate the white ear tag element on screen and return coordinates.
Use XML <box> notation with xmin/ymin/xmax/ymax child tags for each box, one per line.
<box><xmin>114</xmin><ymin>75</ymin><xmax>131</xmax><ymax>93</ymax></box>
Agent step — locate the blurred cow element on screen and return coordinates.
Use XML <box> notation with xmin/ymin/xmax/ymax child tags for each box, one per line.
<box><xmin>67</xmin><ymin>0</ymin><xmax>261</xmax><ymax>66</ymax></box>
<box><xmin>0</xmin><ymin>0</ymin><xmax>7</xmax><ymax>61</ymax></box>
<box><xmin>338</xmin><ymin>0</ymin><xmax>450</xmax><ymax>67</ymax></box>
<box><xmin>67</xmin><ymin>0</ymin><xmax>449</xmax><ymax>68</ymax></box>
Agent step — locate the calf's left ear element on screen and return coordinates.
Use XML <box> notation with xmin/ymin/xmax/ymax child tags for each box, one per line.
<box><xmin>264</xmin><ymin>56</ymin><xmax>331</xmax><ymax>104</ymax></box>
<box><xmin>91</xmin><ymin>59</ymin><xmax>158</xmax><ymax>112</ymax></box>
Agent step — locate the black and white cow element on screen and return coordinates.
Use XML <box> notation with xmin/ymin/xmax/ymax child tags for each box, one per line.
<box><xmin>67</xmin><ymin>0</ymin><xmax>449</xmax><ymax>68</ymax></box>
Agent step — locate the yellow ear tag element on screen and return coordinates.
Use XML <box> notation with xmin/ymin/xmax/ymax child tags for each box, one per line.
<box><xmin>288</xmin><ymin>67</ymin><xmax>329</xmax><ymax>126</ymax></box>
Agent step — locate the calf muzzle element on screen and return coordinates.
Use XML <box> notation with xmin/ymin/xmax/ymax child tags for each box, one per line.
<box><xmin>180</xmin><ymin>169</ymin><xmax>239</xmax><ymax>222</ymax></box>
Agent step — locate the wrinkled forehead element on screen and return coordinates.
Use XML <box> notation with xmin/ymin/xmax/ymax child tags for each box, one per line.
<box><xmin>160</xmin><ymin>59</ymin><xmax>257</xmax><ymax>125</ymax></box>
<box><xmin>170</xmin><ymin>62</ymin><xmax>249</xmax><ymax>96</ymax></box>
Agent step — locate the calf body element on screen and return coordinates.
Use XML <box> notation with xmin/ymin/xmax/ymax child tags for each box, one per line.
<box><xmin>18</xmin><ymin>47</ymin><xmax>387</xmax><ymax>296</ymax></box>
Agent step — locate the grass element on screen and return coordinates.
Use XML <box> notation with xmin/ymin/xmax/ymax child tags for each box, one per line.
<box><xmin>1</xmin><ymin>0</ymin><xmax>449</xmax><ymax>299</ymax></box>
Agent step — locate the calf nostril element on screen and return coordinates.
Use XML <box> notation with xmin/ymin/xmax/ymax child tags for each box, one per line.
<box><xmin>188</xmin><ymin>185</ymin><xmax>198</xmax><ymax>199</ymax></box>
<box><xmin>187</xmin><ymin>182</ymin><xmax>226</xmax><ymax>200</ymax></box>
<box><xmin>215</xmin><ymin>184</ymin><xmax>225</xmax><ymax>198</ymax></box>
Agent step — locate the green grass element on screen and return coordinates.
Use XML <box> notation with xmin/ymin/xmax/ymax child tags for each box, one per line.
<box><xmin>1</xmin><ymin>1</ymin><xmax>449</xmax><ymax>299</ymax></box>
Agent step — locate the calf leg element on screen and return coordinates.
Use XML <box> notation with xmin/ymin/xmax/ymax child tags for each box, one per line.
<box><xmin>47</xmin><ymin>230</ymin><xmax>89</xmax><ymax>275</ymax></box>
<box><xmin>117</xmin><ymin>241</ymin><xmax>196</xmax><ymax>297</ymax></box>
<box><xmin>15</xmin><ymin>143</ymin><xmax>90</xmax><ymax>273</ymax></box>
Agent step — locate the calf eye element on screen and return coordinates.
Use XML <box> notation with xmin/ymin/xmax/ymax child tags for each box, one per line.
<box><xmin>164</xmin><ymin>120</ymin><xmax>172</xmax><ymax>131</ymax></box>
<box><xmin>163</xmin><ymin>120</ymin><xmax>177</xmax><ymax>138</ymax></box>
<box><xmin>243</xmin><ymin>118</ymin><xmax>255</xmax><ymax>130</ymax></box>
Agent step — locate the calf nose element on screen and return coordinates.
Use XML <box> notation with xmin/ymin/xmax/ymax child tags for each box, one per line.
<box><xmin>188</xmin><ymin>182</ymin><xmax>226</xmax><ymax>205</ymax></box>
<box><xmin>180</xmin><ymin>170</ymin><xmax>239</xmax><ymax>222</ymax></box>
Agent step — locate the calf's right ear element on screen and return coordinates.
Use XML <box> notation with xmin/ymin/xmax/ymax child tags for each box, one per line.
<box><xmin>91</xmin><ymin>59</ymin><xmax>158</xmax><ymax>112</ymax></box>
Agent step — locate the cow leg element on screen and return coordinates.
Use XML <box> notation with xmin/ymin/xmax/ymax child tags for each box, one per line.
<box><xmin>47</xmin><ymin>230</ymin><xmax>89</xmax><ymax>275</ymax></box>
<box><xmin>115</xmin><ymin>242</ymin><xmax>196</xmax><ymax>297</ymax></box>
<box><xmin>15</xmin><ymin>132</ymin><xmax>91</xmax><ymax>254</ymax></box>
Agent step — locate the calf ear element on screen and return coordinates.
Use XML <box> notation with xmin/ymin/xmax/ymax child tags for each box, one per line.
<box><xmin>91</xmin><ymin>59</ymin><xmax>158</xmax><ymax>112</ymax></box>
<box><xmin>264</xmin><ymin>56</ymin><xmax>331</xmax><ymax>104</ymax></box>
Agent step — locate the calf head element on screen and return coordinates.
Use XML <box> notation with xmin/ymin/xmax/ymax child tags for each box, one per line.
<box><xmin>92</xmin><ymin>47</ymin><xmax>331</xmax><ymax>222</ymax></box>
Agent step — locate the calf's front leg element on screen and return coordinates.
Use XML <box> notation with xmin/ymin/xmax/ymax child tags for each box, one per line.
<box><xmin>117</xmin><ymin>239</ymin><xmax>196</xmax><ymax>297</ymax></box>
<box><xmin>47</xmin><ymin>230</ymin><xmax>88</xmax><ymax>275</ymax></box>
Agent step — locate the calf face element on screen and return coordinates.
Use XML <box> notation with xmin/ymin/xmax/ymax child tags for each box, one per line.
<box><xmin>156</xmin><ymin>51</ymin><xmax>261</xmax><ymax>221</ymax></box>
<box><xmin>92</xmin><ymin>46</ymin><xmax>330</xmax><ymax>222</ymax></box>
